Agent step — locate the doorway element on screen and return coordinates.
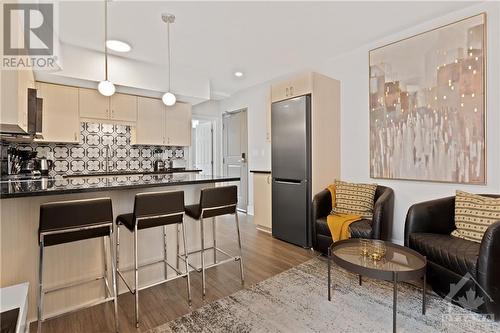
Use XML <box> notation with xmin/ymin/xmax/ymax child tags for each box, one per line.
<box><xmin>222</xmin><ymin>109</ymin><xmax>248</xmax><ymax>212</ymax></box>
<box><xmin>191</xmin><ymin>118</ymin><xmax>215</xmax><ymax>175</ymax></box>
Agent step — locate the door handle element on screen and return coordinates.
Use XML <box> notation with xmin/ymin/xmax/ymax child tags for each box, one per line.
<box><xmin>274</xmin><ymin>178</ymin><xmax>302</xmax><ymax>185</ymax></box>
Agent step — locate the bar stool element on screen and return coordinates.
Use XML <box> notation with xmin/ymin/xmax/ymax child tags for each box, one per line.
<box><xmin>183</xmin><ymin>185</ymin><xmax>244</xmax><ymax>297</ymax></box>
<box><xmin>115</xmin><ymin>190</ymin><xmax>191</xmax><ymax>328</ymax></box>
<box><xmin>38</xmin><ymin>198</ymin><xmax>117</xmax><ymax>333</ymax></box>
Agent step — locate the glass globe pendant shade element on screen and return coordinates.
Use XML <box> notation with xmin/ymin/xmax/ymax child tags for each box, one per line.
<box><xmin>98</xmin><ymin>80</ymin><xmax>116</xmax><ymax>96</ymax></box>
<box><xmin>162</xmin><ymin>91</ymin><xmax>176</xmax><ymax>106</ymax></box>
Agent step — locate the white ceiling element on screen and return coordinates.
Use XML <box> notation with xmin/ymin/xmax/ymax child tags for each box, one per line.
<box><xmin>45</xmin><ymin>1</ymin><xmax>479</xmax><ymax>102</ymax></box>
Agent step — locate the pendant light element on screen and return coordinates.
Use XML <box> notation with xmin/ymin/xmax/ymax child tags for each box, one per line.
<box><xmin>161</xmin><ymin>13</ymin><xmax>176</xmax><ymax>106</ymax></box>
<box><xmin>98</xmin><ymin>0</ymin><xmax>115</xmax><ymax>96</ymax></box>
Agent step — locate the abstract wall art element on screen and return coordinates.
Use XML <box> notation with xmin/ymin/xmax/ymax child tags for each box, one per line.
<box><xmin>369</xmin><ymin>14</ymin><xmax>486</xmax><ymax>184</ymax></box>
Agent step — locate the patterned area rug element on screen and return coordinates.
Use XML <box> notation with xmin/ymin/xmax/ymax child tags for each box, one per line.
<box><xmin>148</xmin><ymin>257</ymin><xmax>499</xmax><ymax>333</ymax></box>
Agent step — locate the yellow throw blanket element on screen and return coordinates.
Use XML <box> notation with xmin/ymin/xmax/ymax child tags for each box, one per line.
<box><xmin>327</xmin><ymin>213</ymin><xmax>362</xmax><ymax>242</ymax></box>
<box><xmin>327</xmin><ymin>184</ymin><xmax>362</xmax><ymax>241</ymax></box>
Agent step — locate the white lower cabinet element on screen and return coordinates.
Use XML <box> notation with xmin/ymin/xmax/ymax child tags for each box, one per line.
<box><xmin>253</xmin><ymin>172</ymin><xmax>272</xmax><ymax>232</ymax></box>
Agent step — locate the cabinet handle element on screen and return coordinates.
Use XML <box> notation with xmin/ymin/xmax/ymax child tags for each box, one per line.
<box><xmin>290</xmin><ymin>86</ymin><xmax>294</xmax><ymax>95</ymax></box>
<box><xmin>74</xmin><ymin>132</ymin><xmax>77</xmax><ymax>141</ymax></box>
<box><xmin>285</xmin><ymin>87</ymin><xmax>289</xmax><ymax>96</ymax></box>
<box><xmin>112</xmin><ymin>110</ymin><xmax>115</xmax><ymax>118</ymax></box>
<box><xmin>267</xmin><ymin>175</ymin><xmax>271</xmax><ymax>184</ymax></box>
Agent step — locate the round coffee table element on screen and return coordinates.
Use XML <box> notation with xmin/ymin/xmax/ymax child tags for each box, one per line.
<box><xmin>328</xmin><ymin>239</ymin><xmax>427</xmax><ymax>333</ymax></box>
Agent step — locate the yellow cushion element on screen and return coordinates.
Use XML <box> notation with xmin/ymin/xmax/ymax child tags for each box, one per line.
<box><xmin>332</xmin><ymin>180</ymin><xmax>377</xmax><ymax>220</ymax></box>
<box><xmin>451</xmin><ymin>190</ymin><xmax>500</xmax><ymax>243</ymax></box>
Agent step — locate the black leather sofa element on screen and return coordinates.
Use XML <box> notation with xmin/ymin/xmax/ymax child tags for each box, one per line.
<box><xmin>312</xmin><ymin>185</ymin><xmax>394</xmax><ymax>254</ymax></box>
<box><xmin>405</xmin><ymin>195</ymin><xmax>500</xmax><ymax>320</ymax></box>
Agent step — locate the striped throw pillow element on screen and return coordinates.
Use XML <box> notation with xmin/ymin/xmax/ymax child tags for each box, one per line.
<box><xmin>332</xmin><ymin>181</ymin><xmax>377</xmax><ymax>220</ymax></box>
<box><xmin>451</xmin><ymin>190</ymin><xmax>500</xmax><ymax>243</ymax></box>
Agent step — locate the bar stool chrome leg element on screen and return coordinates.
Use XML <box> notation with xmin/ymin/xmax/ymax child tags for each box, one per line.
<box><xmin>134</xmin><ymin>224</ymin><xmax>139</xmax><ymax>328</ymax></box>
<box><xmin>37</xmin><ymin>238</ymin><xmax>44</xmax><ymax>333</ymax></box>
<box><xmin>200</xmin><ymin>216</ymin><xmax>206</xmax><ymax>297</ymax></box>
<box><xmin>235</xmin><ymin>212</ymin><xmax>245</xmax><ymax>284</ymax></box>
<box><xmin>103</xmin><ymin>237</ymin><xmax>110</xmax><ymax>297</ymax></box>
<box><xmin>110</xmin><ymin>231</ymin><xmax>119</xmax><ymax>333</ymax></box>
<box><xmin>163</xmin><ymin>225</ymin><xmax>168</xmax><ymax>279</ymax></box>
<box><xmin>213</xmin><ymin>217</ymin><xmax>217</xmax><ymax>264</ymax></box>
<box><xmin>181</xmin><ymin>221</ymin><xmax>192</xmax><ymax>305</ymax></box>
<box><xmin>176</xmin><ymin>224</ymin><xmax>180</xmax><ymax>270</ymax></box>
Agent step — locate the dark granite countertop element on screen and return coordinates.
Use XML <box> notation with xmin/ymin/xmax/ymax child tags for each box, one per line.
<box><xmin>0</xmin><ymin>173</ymin><xmax>239</xmax><ymax>199</ymax></box>
<box><xmin>62</xmin><ymin>169</ymin><xmax>202</xmax><ymax>178</ymax></box>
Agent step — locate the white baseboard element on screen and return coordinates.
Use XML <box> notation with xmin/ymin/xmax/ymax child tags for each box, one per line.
<box><xmin>256</xmin><ymin>225</ymin><xmax>272</xmax><ymax>234</ymax></box>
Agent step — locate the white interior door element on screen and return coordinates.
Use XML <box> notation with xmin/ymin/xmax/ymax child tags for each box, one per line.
<box><xmin>194</xmin><ymin>121</ymin><xmax>213</xmax><ymax>175</ymax></box>
<box><xmin>223</xmin><ymin>110</ymin><xmax>248</xmax><ymax>212</ymax></box>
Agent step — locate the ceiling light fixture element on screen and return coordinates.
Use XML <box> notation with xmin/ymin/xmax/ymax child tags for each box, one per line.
<box><xmin>106</xmin><ymin>39</ymin><xmax>131</xmax><ymax>53</ymax></box>
<box><xmin>234</xmin><ymin>71</ymin><xmax>244</xmax><ymax>77</ymax></box>
<box><xmin>98</xmin><ymin>0</ymin><xmax>115</xmax><ymax>97</ymax></box>
<box><xmin>161</xmin><ymin>13</ymin><xmax>176</xmax><ymax>106</ymax></box>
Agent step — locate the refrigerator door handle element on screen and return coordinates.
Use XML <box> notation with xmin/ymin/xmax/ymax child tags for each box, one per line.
<box><xmin>274</xmin><ymin>178</ymin><xmax>303</xmax><ymax>185</ymax></box>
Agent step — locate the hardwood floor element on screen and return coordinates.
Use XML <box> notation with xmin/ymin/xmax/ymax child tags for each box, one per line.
<box><xmin>32</xmin><ymin>213</ymin><xmax>316</xmax><ymax>333</ymax></box>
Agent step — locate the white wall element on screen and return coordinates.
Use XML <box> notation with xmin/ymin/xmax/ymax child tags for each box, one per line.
<box><xmin>209</xmin><ymin>2</ymin><xmax>500</xmax><ymax>243</ymax></box>
<box><xmin>192</xmin><ymin>100</ymin><xmax>223</xmax><ymax>175</ymax></box>
<box><xmin>315</xmin><ymin>1</ymin><xmax>500</xmax><ymax>244</ymax></box>
<box><xmin>219</xmin><ymin>83</ymin><xmax>272</xmax><ymax>213</ymax></box>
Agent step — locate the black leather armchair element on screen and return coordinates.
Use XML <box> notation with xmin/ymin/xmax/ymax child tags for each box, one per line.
<box><xmin>312</xmin><ymin>185</ymin><xmax>394</xmax><ymax>254</ymax></box>
<box><xmin>405</xmin><ymin>195</ymin><xmax>500</xmax><ymax>320</ymax></box>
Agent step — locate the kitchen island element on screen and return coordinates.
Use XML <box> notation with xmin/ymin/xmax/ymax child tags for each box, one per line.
<box><xmin>0</xmin><ymin>173</ymin><xmax>239</xmax><ymax>322</ymax></box>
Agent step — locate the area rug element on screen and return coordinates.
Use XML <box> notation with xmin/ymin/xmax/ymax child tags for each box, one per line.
<box><xmin>148</xmin><ymin>257</ymin><xmax>500</xmax><ymax>333</ymax></box>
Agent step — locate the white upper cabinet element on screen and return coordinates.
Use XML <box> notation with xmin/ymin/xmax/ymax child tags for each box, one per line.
<box><xmin>110</xmin><ymin>93</ymin><xmax>137</xmax><ymax>122</ymax></box>
<box><xmin>79</xmin><ymin>88</ymin><xmax>137</xmax><ymax>122</ymax></box>
<box><xmin>133</xmin><ymin>97</ymin><xmax>165</xmax><ymax>146</ymax></box>
<box><xmin>0</xmin><ymin>67</ymin><xmax>35</xmax><ymax>133</ymax></box>
<box><xmin>133</xmin><ymin>98</ymin><xmax>192</xmax><ymax>147</ymax></box>
<box><xmin>79</xmin><ymin>88</ymin><xmax>109</xmax><ymax>120</ymax></box>
<box><xmin>36</xmin><ymin>83</ymin><xmax>80</xmax><ymax>143</ymax></box>
<box><xmin>165</xmin><ymin>102</ymin><xmax>192</xmax><ymax>146</ymax></box>
<box><xmin>271</xmin><ymin>72</ymin><xmax>313</xmax><ymax>103</ymax></box>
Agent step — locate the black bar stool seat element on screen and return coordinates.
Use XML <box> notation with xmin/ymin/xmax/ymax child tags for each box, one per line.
<box><xmin>40</xmin><ymin>199</ymin><xmax>112</xmax><ymax>246</ymax></box>
<box><xmin>184</xmin><ymin>204</ymin><xmax>201</xmax><ymax>219</ymax></box>
<box><xmin>37</xmin><ymin>198</ymin><xmax>118</xmax><ymax>333</ymax></box>
<box><xmin>115</xmin><ymin>190</ymin><xmax>191</xmax><ymax>328</ymax></box>
<box><xmin>116</xmin><ymin>211</ymin><xmax>184</xmax><ymax>231</ymax></box>
<box><xmin>181</xmin><ymin>185</ymin><xmax>244</xmax><ymax>297</ymax></box>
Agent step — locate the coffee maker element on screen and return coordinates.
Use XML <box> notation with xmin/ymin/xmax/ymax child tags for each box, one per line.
<box><xmin>35</xmin><ymin>158</ymin><xmax>54</xmax><ymax>176</ymax></box>
<box><xmin>1</xmin><ymin>147</ymin><xmax>53</xmax><ymax>178</ymax></box>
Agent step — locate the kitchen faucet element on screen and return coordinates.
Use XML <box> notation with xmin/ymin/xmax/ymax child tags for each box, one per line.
<box><xmin>105</xmin><ymin>144</ymin><xmax>112</xmax><ymax>173</ymax></box>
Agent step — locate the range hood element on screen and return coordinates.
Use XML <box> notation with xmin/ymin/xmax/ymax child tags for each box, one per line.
<box><xmin>0</xmin><ymin>88</ymin><xmax>43</xmax><ymax>141</ymax></box>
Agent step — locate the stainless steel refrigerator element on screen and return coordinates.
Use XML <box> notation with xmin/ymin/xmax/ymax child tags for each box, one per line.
<box><xmin>271</xmin><ymin>95</ymin><xmax>312</xmax><ymax>247</ymax></box>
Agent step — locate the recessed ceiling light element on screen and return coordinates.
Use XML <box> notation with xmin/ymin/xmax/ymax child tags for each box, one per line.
<box><xmin>234</xmin><ymin>71</ymin><xmax>244</xmax><ymax>77</ymax></box>
<box><xmin>106</xmin><ymin>40</ymin><xmax>132</xmax><ymax>53</ymax></box>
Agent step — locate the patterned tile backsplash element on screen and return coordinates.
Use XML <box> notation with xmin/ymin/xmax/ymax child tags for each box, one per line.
<box><xmin>2</xmin><ymin>122</ymin><xmax>186</xmax><ymax>176</ymax></box>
